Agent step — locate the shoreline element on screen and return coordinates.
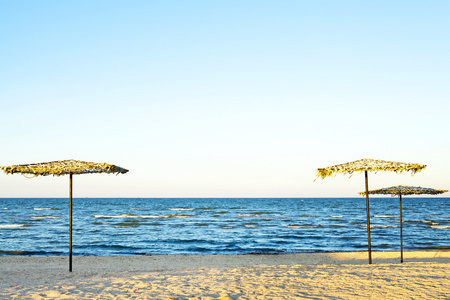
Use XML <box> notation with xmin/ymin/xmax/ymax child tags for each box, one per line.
<box><xmin>2</xmin><ymin>250</ymin><xmax>450</xmax><ymax>271</ymax></box>
<box><xmin>1</xmin><ymin>251</ymin><xmax>449</xmax><ymax>299</ymax></box>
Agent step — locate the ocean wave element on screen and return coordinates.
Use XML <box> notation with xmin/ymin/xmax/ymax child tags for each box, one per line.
<box><xmin>287</xmin><ymin>225</ymin><xmax>318</xmax><ymax>229</ymax></box>
<box><xmin>31</xmin><ymin>216</ymin><xmax>61</xmax><ymax>219</ymax></box>
<box><xmin>430</xmin><ymin>225</ymin><xmax>450</xmax><ymax>229</ymax></box>
<box><xmin>0</xmin><ymin>250</ymin><xmax>31</xmax><ymax>255</ymax></box>
<box><xmin>164</xmin><ymin>214</ymin><xmax>189</xmax><ymax>218</ymax></box>
<box><xmin>114</xmin><ymin>225</ymin><xmax>139</xmax><ymax>228</ymax></box>
<box><xmin>238</xmin><ymin>214</ymin><xmax>266</xmax><ymax>218</ymax></box>
<box><xmin>0</xmin><ymin>250</ymin><xmax>64</xmax><ymax>256</ymax></box>
<box><xmin>93</xmin><ymin>214</ymin><xmax>157</xmax><ymax>218</ymax></box>
<box><xmin>361</xmin><ymin>225</ymin><xmax>398</xmax><ymax>229</ymax></box>
<box><xmin>0</xmin><ymin>224</ymin><xmax>26</xmax><ymax>229</ymax></box>
<box><xmin>415</xmin><ymin>246</ymin><xmax>450</xmax><ymax>250</ymax></box>
<box><xmin>421</xmin><ymin>221</ymin><xmax>440</xmax><ymax>225</ymax></box>
<box><xmin>34</xmin><ymin>208</ymin><xmax>58</xmax><ymax>211</ymax></box>
<box><xmin>404</xmin><ymin>220</ymin><xmax>441</xmax><ymax>226</ymax></box>
<box><xmin>93</xmin><ymin>213</ymin><xmax>190</xmax><ymax>219</ymax></box>
<box><xmin>1</xmin><ymin>197</ymin><xmax>448</xmax><ymax>256</ymax></box>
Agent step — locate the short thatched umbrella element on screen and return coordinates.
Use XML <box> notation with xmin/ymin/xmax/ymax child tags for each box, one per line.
<box><xmin>316</xmin><ymin>158</ymin><xmax>426</xmax><ymax>264</ymax></box>
<box><xmin>1</xmin><ymin>159</ymin><xmax>128</xmax><ymax>272</ymax></box>
<box><xmin>359</xmin><ymin>185</ymin><xmax>447</xmax><ymax>263</ymax></box>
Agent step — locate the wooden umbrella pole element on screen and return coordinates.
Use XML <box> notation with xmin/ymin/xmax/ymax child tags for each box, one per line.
<box><xmin>400</xmin><ymin>193</ymin><xmax>403</xmax><ymax>263</ymax></box>
<box><xmin>365</xmin><ymin>171</ymin><xmax>372</xmax><ymax>264</ymax></box>
<box><xmin>69</xmin><ymin>173</ymin><xmax>73</xmax><ymax>272</ymax></box>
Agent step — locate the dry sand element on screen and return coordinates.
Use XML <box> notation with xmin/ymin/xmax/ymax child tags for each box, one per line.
<box><xmin>1</xmin><ymin>251</ymin><xmax>449</xmax><ymax>299</ymax></box>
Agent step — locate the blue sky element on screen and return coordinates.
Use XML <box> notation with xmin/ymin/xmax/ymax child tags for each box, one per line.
<box><xmin>1</xmin><ymin>1</ymin><xmax>449</xmax><ymax>197</ymax></box>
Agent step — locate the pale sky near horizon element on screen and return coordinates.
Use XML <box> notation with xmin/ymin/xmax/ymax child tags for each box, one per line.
<box><xmin>1</xmin><ymin>1</ymin><xmax>449</xmax><ymax>197</ymax></box>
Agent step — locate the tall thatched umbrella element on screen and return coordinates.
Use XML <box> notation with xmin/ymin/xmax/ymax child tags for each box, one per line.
<box><xmin>1</xmin><ymin>159</ymin><xmax>128</xmax><ymax>272</ymax></box>
<box><xmin>316</xmin><ymin>158</ymin><xmax>426</xmax><ymax>264</ymax></box>
<box><xmin>359</xmin><ymin>185</ymin><xmax>447</xmax><ymax>263</ymax></box>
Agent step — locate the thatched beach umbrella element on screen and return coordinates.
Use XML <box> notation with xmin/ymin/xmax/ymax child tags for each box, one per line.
<box><xmin>1</xmin><ymin>159</ymin><xmax>128</xmax><ymax>272</ymax></box>
<box><xmin>316</xmin><ymin>158</ymin><xmax>426</xmax><ymax>264</ymax></box>
<box><xmin>359</xmin><ymin>185</ymin><xmax>447</xmax><ymax>263</ymax></box>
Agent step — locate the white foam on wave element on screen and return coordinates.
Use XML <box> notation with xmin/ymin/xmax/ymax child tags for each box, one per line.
<box><xmin>31</xmin><ymin>216</ymin><xmax>60</xmax><ymax>219</ymax></box>
<box><xmin>431</xmin><ymin>225</ymin><xmax>450</xmax><ymax>229</ymax></box>
<box><xmin>287</xmin><ymin>225</ymin><xmax>318</xmax><ymax>229</ymax></box>
<box><xmin>34</xmin><ymin>208</ymin><xmax>54</xmax><ymax>210</ymax></box>
<box><xmin>421</xmin><ymin>221</ymin><xmax>440</xmax><ymax>225</ymax></box>
<box><xmin>374</xmin><ymin>215</ymin><xmax>399</xmax><ymax>218</ymax></box>
<box><xmin>361</xmin><ymin>225</ymin><xmax>398</xmax><ymax>229</ymax></box>
<box><xmin>168</xmin><ymin>208</ymin><xmax>195</xmax><ymax>211</ymax></box>
<box><xmin>93</xmin><ymin>213</ymin><xmax>189</xmax><ymax>219</ymax></box>
<box><xmin>93</xmin><ymin>214</ymin><xmax>160</xmax><ymax>218</ymax></box>
<box><xmin>330</xmin><ymin>215</ymin><xmax>343</xmax><ymax>218</ymax></box>
<box><xmin>238</xmin><ymin>214</ymin><xmax>265</xmax><ymax>218</ymax></box>
<box><xmin>0</xmin><ymin>224</ymin><xmax>26</xmax><ymax>229</ymax></box>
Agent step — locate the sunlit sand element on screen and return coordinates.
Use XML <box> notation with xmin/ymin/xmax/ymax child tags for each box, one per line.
<box><xmin>1</xmin><ymin>251</ymin><xmax>448</xmax><ymax>299</ymax></box>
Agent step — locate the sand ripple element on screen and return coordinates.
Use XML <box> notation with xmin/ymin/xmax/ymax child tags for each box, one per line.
<box><xmin>1</xmin><ymin>253</ymin><xmax>449</xmax><ymax>299</ymax></box>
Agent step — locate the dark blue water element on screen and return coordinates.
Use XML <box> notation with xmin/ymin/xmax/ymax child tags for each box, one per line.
<box><xmin>0</xmin><ymin>198</ymin><xmax>448</xmax><ymax>256</ymax></box>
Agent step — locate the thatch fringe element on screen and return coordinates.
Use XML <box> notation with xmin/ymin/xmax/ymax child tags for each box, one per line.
<box><xmin>359</xmin><ymin>185</ymin><xmax>448</xmax><ymax>196</ymax></box>
<box><xmin>1</xmin><ymin>160</ymin><xmax>128</xmax><ymax>177</ymax></box>
<box><xmin>316</xmin><ymin>158</ymin><xmax>426</xmax><ymax>179</ymax></box>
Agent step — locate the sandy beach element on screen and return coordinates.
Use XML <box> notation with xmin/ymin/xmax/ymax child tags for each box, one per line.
<box><xmin>1</xmin><ymin>251</ymin><xmax>449</xmax><ymax>299</ymax></box>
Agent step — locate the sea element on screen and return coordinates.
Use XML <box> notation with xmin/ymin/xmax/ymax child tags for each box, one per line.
<box><xmin>0</xmin><ymin>198</ymin><xmax>448</xmax><ymax>256</ymax></box>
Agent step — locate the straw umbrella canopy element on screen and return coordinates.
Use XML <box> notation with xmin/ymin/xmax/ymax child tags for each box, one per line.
<box><xmin>359</xmin><ymin>185</ymin><xmax>447</xmax><ymax>263</ymax></box>
<box><xmin>316</xmin><ymin>158</ymin><xmax>426</xmax><ymax>264</ymax></box>
<box><xmin>1</xmin><ymin>159</ymin><xmax>129</xmax><ymax>272</ymax></box>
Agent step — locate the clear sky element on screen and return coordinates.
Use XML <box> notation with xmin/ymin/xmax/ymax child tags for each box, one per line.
<box><xmin>1</xmin><ymin>1</ymin><xmax>449</xmax><ymax>197</ymax></box>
